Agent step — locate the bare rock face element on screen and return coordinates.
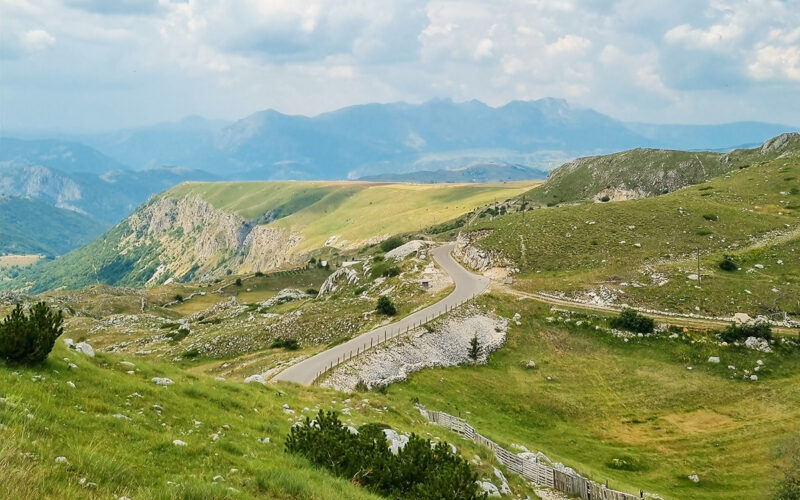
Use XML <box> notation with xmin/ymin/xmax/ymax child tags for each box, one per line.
<box><xmin>121</xmin><ymin>194</ymin><xmax>303</xmax><ymax>283</ymax></box>
<box><xmin>317</xmin><ymin>268</ymin><xmax>359</xmax><ymax>297</ymax></box>
<box><xmin>454</xmin><ymin>231</ymin><xmax>494</xmax><ymax>271</ymax></box>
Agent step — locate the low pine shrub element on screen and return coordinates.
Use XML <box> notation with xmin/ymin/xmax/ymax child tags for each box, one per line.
<box><xmin>719</xmin><ymin>322</ymin><xmax>772</xmax><ymax>343</ymax></box>
<box><xmin>610</xmin><ymin>309</ymin><xmax>654</xmax><ymax>334</ymax></box>
<box><xmin>0</xmin><ymin>302</ymin><xmax>64</xmax><ymax>363</ymax></box>
<box><xmin>285</xmin><ymin>411</ymin><xmax>484</xmax><ymax>500</ymax></box>
<box><xmin>380</xmin><ymin>236</ymin><xmax>404</xmax><ymax>253</ymax></box>
<box><xmin>376</xmin><ymin>296</ymin><xmax>397</xmax><ymax>316</ymax></box>
<box><xmin>718</xmin><ymin>255</ymin><xmax>738</xmax><ymax>271</ymax></box>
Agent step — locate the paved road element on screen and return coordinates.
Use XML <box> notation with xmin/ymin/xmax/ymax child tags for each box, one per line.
<box><xmin>272</xmin><ymin>243</ymin><xmax>489</xmax><ymax>385</ymax></box>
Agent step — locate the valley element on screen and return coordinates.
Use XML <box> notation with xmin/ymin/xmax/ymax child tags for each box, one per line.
<box><xmin>2</xmin><ymin>134</ymin><xmax>799</xmax><ymax>500</ymax></box>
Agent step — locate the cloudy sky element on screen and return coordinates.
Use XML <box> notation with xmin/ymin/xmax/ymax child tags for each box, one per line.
<box><xmin>2</xmin><ymin>0</ymin><xmax>799</xmax><ymax>131</ymax></box>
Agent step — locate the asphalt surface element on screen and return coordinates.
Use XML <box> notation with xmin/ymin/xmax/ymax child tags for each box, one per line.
<box><xmin>272</xmin><ymin>243</ymin><xmax>489</xmax><ymax>385</ymax></box>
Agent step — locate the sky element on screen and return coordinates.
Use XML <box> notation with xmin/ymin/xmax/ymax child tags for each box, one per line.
<box><xmin>1</xmin><ymin>0</ymin><xmax>800</xmax><ymax>132</ymax></box>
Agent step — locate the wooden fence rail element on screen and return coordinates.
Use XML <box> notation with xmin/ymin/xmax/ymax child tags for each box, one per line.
<box><xmin>416</xmin><ymin>405</ymin><xmax>646</xmax><ymax>500</ymax></box>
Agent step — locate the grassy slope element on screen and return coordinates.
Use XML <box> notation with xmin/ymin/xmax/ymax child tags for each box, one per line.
<box><xmin>7</xmin><ymin>181</ymin><xmax>533</xmax><ymax>293</ymax></box>
<box><xmin>0</xmin><ymin>344</ymin><xmax>383</xmax><ymax>500</ymax></box>
<box><xmin>530</xmin><ymin>149</ymin><xmax>726</xmax><ymax>205</ymax></box>
<box><xmin>525</xmin><ymin>133</ymin><xmax>800</xmax><ymax>206</ymax></box>
<box><xmin>0</xmin><ymin>196</ymin><xmax>108</xmax><ymax>256</ymax></box>
<box><xmin>168</xmin><ymin>180</ymin><xmax>535</xmax><ymax>253</ymax></box>
<box><xmin>382</xmin><ymin>293</ymin><xmax>800</xmax><ymax>499</ymax></box>
<box><xmin>470</xmin><ymin>153</ymin><xmax>800</xmax><ymax>316</ymax></box>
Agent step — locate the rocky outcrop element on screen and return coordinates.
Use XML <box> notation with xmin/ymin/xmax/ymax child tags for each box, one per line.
<box><xmin>121</xmin><ymin>194</ymin><xmax>303</xmax><ymax>283</ymax></box>
<box><xmin>386</xmin><ymin>240</ymin><xmax>428</xmax><ymax>261</ymax></box>
<box><xmin>317</xmin><ymin>268</ymin><xmax>359</xmax><ymax>297</ymax></box>
<box><xmin>322</xmin><ymin>313</ymin><xmax>508</xmax><ymax>392</ymax></box>
<box><xmin>454</xmin><ymin>231</ymin><xmax>494</xmax><ymax>271</ymax></box>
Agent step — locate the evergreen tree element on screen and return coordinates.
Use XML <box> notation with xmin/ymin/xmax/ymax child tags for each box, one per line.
<box><xmin>468</xmin><ymin>334</ymin><xmax>481</xmax><ymax>362</ymax></box>
<box><xmin>0</xmin><ymin>302</ymin><xmax>64</xmax><ymax>363</ymax></box>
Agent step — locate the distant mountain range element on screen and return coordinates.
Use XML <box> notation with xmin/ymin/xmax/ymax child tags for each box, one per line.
<box><xmin>11</xmin><ymin>98</ymin><xmax>797</xmax><ymax>181</ymax></box>
<box><xmin>358</xmin><ymin>162</ymin><xmax>548</xmax><ymax>183</ymax></box>
<box><xmin>2</xmin><ymin>98</ymin><xmax>797</xmax><ymax>259</ymax></box>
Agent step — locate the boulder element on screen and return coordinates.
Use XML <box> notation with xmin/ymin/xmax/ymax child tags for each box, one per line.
<box><xmin>74</xmin><ymin>342</ymin><xmax>95</xmax><ymax>357</ymax></box>
<box><xmin>383</xmin><ymin>429</ymin><xmax>409</xmax><ymax>455</ymax></box>
<box><xmin>244</xmin><ymin>374</ymin><xmax>266</xmax><ymax>386</ymax></box>
<box><xmin>317</xmin><ymin>268</ymin><xmax>359</xmax><ymax>297</ymax></box>
<box><xmin>708</xmin><ymin>356</ymin><xmax>720</xmax><ymax>363</ymax></box>
<box><xmin>744</xmin><ymin>336</ymin><xmax>771</xmax><ymax>352</ymax></box>
<box><xmin>152</xmin><ymin>377</ymin><xmax>174</xmax><ymax>386</ymax></box>
<box><xmin>733</xmin><ymin>313</ymin><xmax>753</xmax><ymax>324</ymax></box>
<box><xmin>386</xmin><ymin>240</ymin><xmax>428</xmax><ymax>261</ymax></box>
<box><xmin>477</xmin><ymin>481</ymin><xmax>501</xmax><ymax>497</ymax></box>
<box><xmin>172</xmin><ymin>439</ymin><xmax>187</xmax><ymax>446</ymax></box>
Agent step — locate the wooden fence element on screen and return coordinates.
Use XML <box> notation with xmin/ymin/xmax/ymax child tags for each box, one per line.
<box><xmin>417</xmin><ymin>405</ymin><xmax>646</xmax><ymax>500</ymax></box>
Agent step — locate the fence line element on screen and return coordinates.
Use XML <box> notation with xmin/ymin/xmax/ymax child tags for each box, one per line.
<box><xmin>312</xmin><ymin>294</ymin><xmax>477</xmax><ymax>383</ymax></box>
<box><xmin>416</xmin><ymin>405</ymin><xmax>647</xmax><ymax>500</ymax></box>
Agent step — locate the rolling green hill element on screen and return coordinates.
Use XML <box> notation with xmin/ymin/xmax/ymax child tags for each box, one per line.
<box><xmin>0</xmin><ymin>196</ymin><xmax>108</xmax><ymax>256</ymax></box>
<box><xmin>462</xmin><ymin>134</ymin><xmax>800</xmax><ymax>318</ymax></box>
<box><xmin>5</xmin><ymin>181</ymin><xmax>533</xmax><ymax>293</ymax></box>
<box><xmin>526</xmin><ymin>132</ymin><xmax>800</xmax><ymax>206</ymax></box>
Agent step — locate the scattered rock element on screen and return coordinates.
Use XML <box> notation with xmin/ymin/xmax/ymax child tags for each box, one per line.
<box><xmin>476</xmin><ymin>480</ymin><xmax>501</xmax><ymax>497</ymax></box>
<box><xmin>172</xmin><ymin>439</ymin><xmax>187</xmax><ymax>447</ymax></box>
<box><xmin>744</xmin><ymin>336</ymin><xmax>771</xmax><ymax>353</ymax></box>
<box><xmin>383</xmin><ymin>429</ymin><xmax>409</xmax><ymax>455</ymax></box>
<box><xmin>75</xmin><ymin>342</ymin><xmax>95</xmax><ymax>357</ymax></box>
<box><xmin>708</xmin><ymin>356</ymin><xmax>720</xmax><ymax>363</ymax></box>
<box><xmin>152</xmin><ymin>377</ymin><xmax>174</xmax><ymax>386</ymax></box>
<box><xmin>244</xmin><ymin>374</ymin><xmax>266</xmax><ymax>385</ymax></box>
<box><xmin>55</xmin><ymin>456</ymin><xmax>68</xmax><ymax>464</ymax></box>
<box><xmin>688</xmin><ymin>474</ymin><xmax>700</xmax><ymax>483</ymax></box>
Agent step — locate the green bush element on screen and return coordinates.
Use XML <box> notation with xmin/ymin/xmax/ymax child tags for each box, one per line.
<box><xmin>234</xmin><ymin>278</ymin><xmax>243</xmax><ymax>286</ymax></box>
<box><xmin>719</xmin><ymin>322</ymin><xmax>772</xmax><ymax>343</ymax></box>
<box><xmin>0</xmin><ymin>302</ymin><xmax>64</xmax><ymax>363</ymax></box>
<box><xmin>270</xmin><ymin>337</ymin><xmax>300</xmax><ymax>350</ymax></box>
<box><xmin>719</xmin><ymin>255</ymin><xmax>738</xmax><ymax>271</ymax></box>
<box><xmin>380</xmin><ymin>236</ymin><xmax>404</xmax><ymax>253</ymax></box>
<box><xmin>376</xmin><ymin>296</ymin><xmax>397</xmax><ymax>316</ymax></box>
<box><xmin>600</xmin><ymin>195</ymin><xmax>611</xmax><ymax>202</ymax></box>
<box><xmin>370</xmin><ymin>261</ymin><xmax>400</xmax><ymax>280</ymax></box>
<box><xmin>285</xmin><ymin>410</ymin><xmax>484</xmax><ymax>500</ymax></box>
<box><xmin>610</xmin><ymin>309</ymin><xmax>654</xmax><ymax>334</ymax></box>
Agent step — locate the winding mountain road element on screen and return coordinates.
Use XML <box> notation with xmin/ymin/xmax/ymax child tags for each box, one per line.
<box><xmin>272</xmin><ymin>243</ymin><xmax>489</xmax><ymax>385</ymax></box>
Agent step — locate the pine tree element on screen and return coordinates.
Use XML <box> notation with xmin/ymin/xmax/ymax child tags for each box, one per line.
<box><xmin>468</xmin><ymin>334</ymin><xmax>481</xmax><ymax>362</ymax></box>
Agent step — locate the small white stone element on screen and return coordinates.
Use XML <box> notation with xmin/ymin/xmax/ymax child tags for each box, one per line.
<box><xmin>172</xmin><ymin>439</ymin><xmax>187</xmax><ymax>447</ymax></box>
<box><xmin>708</xmin><ymin>356</ymin><xmax>720</xmax><ymax>363</ymax></box>
<box><xmin>688</xmin><ymin>474</ymin><xmax>700</xmax><ymax>483</ymax></box>
<box><xmin>66</xmin><ymin>381</ymin><xmax>76</xmax><ymax>388</ymax></box>
<box><xmin>152</xmin><ymin>377</ymin><xmax>174</xmax><ymax>386</ymax></box>
<box><xmin>55</xmin><ymin>456</ymin><xmax>68</xmax><ymax>464</ymax></box>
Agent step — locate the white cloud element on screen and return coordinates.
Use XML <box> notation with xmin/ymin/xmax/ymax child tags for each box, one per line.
<box><xmin>749</xmin><ymin>45</ymin><xmax>800</xmax><ymax>81</ymax></box>
<box><xmin>21</xmin><ymin>29</ymin><xmax>56</xmax><ymax>52</ymax></box>
<box><xmin>0</xmin><ymin>0</ymin><xmax>798</xmax><ymax>129</ymax></box>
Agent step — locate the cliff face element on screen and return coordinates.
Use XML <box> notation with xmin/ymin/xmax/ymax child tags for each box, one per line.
<box><xmin>120</xmin><ymin>194</ymin><xmax>302</xmax><ymax>283</ymax></box>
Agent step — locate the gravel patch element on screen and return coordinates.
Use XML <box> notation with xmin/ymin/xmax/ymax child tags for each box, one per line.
<box><xmin>322</xmin><ymin>312</ymin><xmax>508</xmax><ymax>392</ymax></box>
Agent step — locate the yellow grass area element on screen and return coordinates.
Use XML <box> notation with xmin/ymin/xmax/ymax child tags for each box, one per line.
<box><xmin>168</xmin><ymin>180</ymin><xmax>539</xmax><ymax>255</ymax></box>
<box><xmin>0</xmin><ymin>254</ymin><xmax>44</xmax><ymax>269</ymax></box>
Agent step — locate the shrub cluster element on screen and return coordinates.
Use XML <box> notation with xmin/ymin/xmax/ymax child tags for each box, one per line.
<box><xmin>370</xmin><ymin>260</ymin><xmax>400</xmax><ymax>280</ymax></box>
<box><xmin>270</xmin><ymin>337</ymin><xmax>300</xmax><ymax>350</ymax></box>
<box><xmin>719</xmin><ymin>321</ymin><xmax>772</xmax><ymax>343</ymax></box>
<box><xmin>0</xmin><ymin>302</ymin><xmax>64</xmax><ymax>363</ymax></box>
<box><xmin>718</xmin><ymin>255</ymin><xmax>738</xmax><ymax>271</ymax></box>
<box><xmin>376</xmin><ymin>296</ymin><xmax>397</xmax><ymax>316</ymax></box>
<box><xmin>380</xmin><ymin>236</ymin><xmax>404</xmax><ymax>253</ymax></box>
<box><xmin>610</xmin><ymin>309</ymin><xmax>654</xmax><ymax>334</ymax></box>
<box><xmin>286</xmin><ymin>411</ymin><xmax>484</xmax><ymax>500</ymax></box>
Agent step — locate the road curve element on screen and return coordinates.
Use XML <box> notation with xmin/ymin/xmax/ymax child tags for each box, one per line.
<box><xmin>272</xmin><ymin>243</ymin><xmax>489</xmax><ymax>385</ymax></box>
